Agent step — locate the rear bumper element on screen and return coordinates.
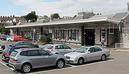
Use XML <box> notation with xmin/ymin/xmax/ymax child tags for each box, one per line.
<box><xmin>2</xmin><ymin>56</ymin><xmax>9</xmax><ymax>62</ymax></box>
<box><xmin>8</xmin><ymin>62</ymin><xmax>22</xmax><ymax>70</ymax></box>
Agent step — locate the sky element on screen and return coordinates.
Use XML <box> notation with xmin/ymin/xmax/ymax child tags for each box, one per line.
<box><xmin>0</xmin><ymin>0</ymin><xmax>129</xmax><ymax>16</ymax></box>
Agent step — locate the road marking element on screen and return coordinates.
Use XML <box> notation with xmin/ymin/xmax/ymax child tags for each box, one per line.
<box><xmin>9</xmin><ymin>68</ymin><xmax>14</xmax><ymax>71</ymax></box>
<box><xmin>0</xmin><ymin>61</ymin><xmax>8</xmax><ymax>67</ymax></box>
<box><xmin>0</xmin><ymin>60</ymin><xmax>21</xmax><ymax>74</ymax></box>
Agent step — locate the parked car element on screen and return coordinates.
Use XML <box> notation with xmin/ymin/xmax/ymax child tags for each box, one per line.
<box><xmin>9</xmin><ymin>48</ymin><xmax>66</xmax><ymax>73</ymax></box>
<box><xmin>8</xmin><ymin>35</ymin><xmax>32</xmax><ymax>41</ymax></box>
<box><xmin>0</xmin><ymin>34</ymin><xmax>8</xmax><ymax>40</ymax></box>
<box><xmin>64</xmin><ymin>46</ymin><xmax>110</xmax><ymax>65</ymax></box>
<box><xmin>13</xmin><ymin>41</ymin><xmax>39</xmax><ymax>48</ymax></box>
<box><xmin>2</xmin><ymin>44</ymin><xmax>39</xmax><ymax>62</ymax></box>
<box><xmin>1</xmin><ymin>41</ymin><xmax>39</xmax><ymax>50</ymax></box>
<box><xmin>41</xmin><ymin>44</ymin><xmax>73</xmax><ymax>55</ymax></box>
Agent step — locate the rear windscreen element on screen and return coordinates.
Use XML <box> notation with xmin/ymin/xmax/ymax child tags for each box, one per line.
<box><xmin>11</xmin><ymin>51</ymin><xmax>18</xmax><ymax>57</ymax></box>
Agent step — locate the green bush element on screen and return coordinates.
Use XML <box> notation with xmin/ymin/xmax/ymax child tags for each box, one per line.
<box><xmin>39</xmin><ymin>36</ymin><xmax>52</xmax><ymax>44</ymax></box>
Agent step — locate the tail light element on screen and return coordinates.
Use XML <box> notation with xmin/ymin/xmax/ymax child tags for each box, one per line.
<box><xmin>5</xmin><ymin>53</ymin><xmax>10</xmax><ymax>57</ymax></box>
<box><xmin>51</xmin><ymin>49</ymin><xmax>53</xmax><ymax>51</ymax></box>
<box><xmin>50</xmin><ymin>48</ymin><xmax>53</xmax><ymax>51</ymax></box>
<box><xmin>11</xmin><ymin>58</ymin><xmax>18</xmax><ymax>62</ymax></box>
<box><xmin>48</xmin><ymin>46</ymin><xmax>54</xmax><ymax>51</ymax></box>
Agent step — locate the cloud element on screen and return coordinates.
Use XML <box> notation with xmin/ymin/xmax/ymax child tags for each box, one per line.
<box><xmin>12</xmin><ymin>0</ymin><xmax>128</xmax><ymax>16</ymax></box>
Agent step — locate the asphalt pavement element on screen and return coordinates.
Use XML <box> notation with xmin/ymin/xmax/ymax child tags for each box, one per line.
<box><xmin>0</xmin><ymin>60</ymin><xmax>17</xmax><ymax>74</ymax></box>
<box><xmin>0</xmin><ymin>40</ymin><xmax>129</xmax><ymax>74</ymax></box>
<box><xmin>27</xmin><ymin>51</ymin><xmax>129</xmax><ymax>74</ymax></box>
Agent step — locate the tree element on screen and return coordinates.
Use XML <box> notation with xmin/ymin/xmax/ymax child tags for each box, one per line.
<box><xmin>0</xmin><ymin>26</ymin><xmax>10</xmax><ymax>34</ymax></box>
<box><xmin>50</xmin><ymin>13</ymin><xmax>60</xmax><ymax>20</ymax></box>
<box><xmin>24</xmin><ymin>11</ymin><xmax>38</xmax><ymax>22</ymax></box>
<box><xmin>43</xmin><ymin>15</ymin><xmax>50</xmax><ymax>22</ymax></box>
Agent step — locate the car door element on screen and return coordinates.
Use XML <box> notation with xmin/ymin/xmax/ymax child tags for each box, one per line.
<box><xmin>93</xmin><ymin>47</ymin><xmax>103</xmax><ymax>60</ymax></box>
<box><xmin>39</xmin><ymin>50</ymin><xmax>57</xmax><ymax>67</ymax></box>
<box><xmin>86</xmin><ymin>47</ymin><xmax>96</xmax><ymax>61</ymax></box>
<box><xmin>87</xmin><ymin>47</ymin><xmax>102</xmax><ymax>61</ymax></box>
<box><xmin>27</xmin><ymin>50</ymin><xmax>48</xmax><ymax>68</ymax></box>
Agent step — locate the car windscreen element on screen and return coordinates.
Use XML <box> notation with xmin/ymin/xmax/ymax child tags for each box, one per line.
<box><xmin>15</xmin><ymin>41</ymin><xmax>32</xmax><ymax>46</ymax></box>
<box><xmin>74</xmin><ymin>47</ymin><xmax>88</xmax><ymax>53</ymax></box>
<box><xmin>10</xmin><ymin>51</ymin><xmax>18</xmax><ymax>57</ymax></box>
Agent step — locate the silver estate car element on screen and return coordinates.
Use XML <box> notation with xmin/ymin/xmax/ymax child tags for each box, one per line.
<box><xmin>64</xmin><ymin>46</ymin><xmax>110</xmax><ymax>65</ymax></box>
<box><xmin>41</xmin><ymin>44</ymin><xmax>73</xmax><ymax>55</ymax></box>
<box><xmin>9</xmin><ymin>48</ymin><xmax>66</xmax><ymax>73</ymax></box>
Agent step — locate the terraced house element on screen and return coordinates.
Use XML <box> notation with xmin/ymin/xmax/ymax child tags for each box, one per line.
<box><xmin>5</xmin><ymin>5</ymin><xmax>129</xmax><ymax>48</ymax></box>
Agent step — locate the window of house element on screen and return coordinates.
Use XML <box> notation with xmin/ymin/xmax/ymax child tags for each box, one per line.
<box><xmin>53</xmin><ymin>29</ymin><xmax>79</xmax><ymax>41</ymax></box>
<box><xmin>72</xmin><ymin>30</ymin><xmax>76</xmax><ymax>40</ymax></box>
<box><xmin>100</xmin><ymin>29</ymin><xmax>106</xmax><ymax>42</ymax></box>
<box><xmin>77</xmin><ymin>30</ymin><xmax>79</xmax><ymax>41</ymax></box>
<box><xmin>68</xmin><ymin>30</ymin><xmax>72</xmax><ymax>40</ymax></box>
<box><xmin>62</xmin><ymin>30</ymin><xmax>65</xmax><ymax>39</ymax></box>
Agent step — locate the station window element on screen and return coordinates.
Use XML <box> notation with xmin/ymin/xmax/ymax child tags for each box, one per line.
<box><xmin>54</xmin><ymin>29</ymin><xmax>79</xmax><ymax>41</ymax></box>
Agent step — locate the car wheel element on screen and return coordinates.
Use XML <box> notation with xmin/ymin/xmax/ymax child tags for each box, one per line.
<box><xmin>56</xmin><ymin>60</ymin><xmax>65</xmax><ymax>68</ymax></box>
<box><xmin>21</xmin><ymin>64</ymin><xmax>32</xmax><ymax>73</ymax></box>
<box><xmin>101</xmin><ymin>54</ymin><xmax>106</xmax><ymax>61</ymax></box>
<box><xmin>78</xmin><ymin>58</ymin><xmax>84</xmax><ymax>65</ymax></box>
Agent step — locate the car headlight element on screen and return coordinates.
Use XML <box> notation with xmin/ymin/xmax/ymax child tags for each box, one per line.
<box><xmin>66</xmin><ymin>56</ymin><xmax>70</xmax><ymax>59</ymax></box>
<box><xmin>70</xmin><ymin>57</ymin><xmax>75</xmax><ymax>60</ymax></box>
<box><xmin>66</xmin><ymin>56</ymin><xmax>74</xmax><ymax>59</ymax></box>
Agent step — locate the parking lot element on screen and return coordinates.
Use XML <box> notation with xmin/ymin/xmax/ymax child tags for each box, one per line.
<box><xmin>0</xmin><ymin>40</ymin><xmax>129</xmax><ymax>74</ymax></box>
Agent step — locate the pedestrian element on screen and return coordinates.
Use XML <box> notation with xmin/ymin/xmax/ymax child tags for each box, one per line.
<box><xmin>101</xmin><ymin>36</ymin><xmax>105</xmax><ymax>47</ymax></box>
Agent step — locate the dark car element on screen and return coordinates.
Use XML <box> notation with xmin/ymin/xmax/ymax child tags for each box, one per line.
<box><xmin>13</xmin><ymin>41</ymin><xmax>39</xmax><ymax>48</ymax></box>
<box><xmin>0</xmin><ymin>34</ymin><xmax>8</xmax><ymax>40</ymax></box>
<box><xmin>1</xmin><ymin>41</ymin><xmax>39</xmax><ymax>50</ymax></box>
<box><xmin>2</xmin><ymin>44</ymin><xmax>39</xmax><ymax>62</ymax></box>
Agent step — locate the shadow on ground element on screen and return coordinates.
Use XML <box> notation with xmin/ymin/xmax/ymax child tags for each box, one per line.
<box><xmin>69</xmin><ymin>57</ymin><xmax>114</xmax><ymax>66</ymax></box>
<box><xmin>16</xmin><ymin>57</ymin><xmax>114</xmax><ymax>74</ymax></box>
